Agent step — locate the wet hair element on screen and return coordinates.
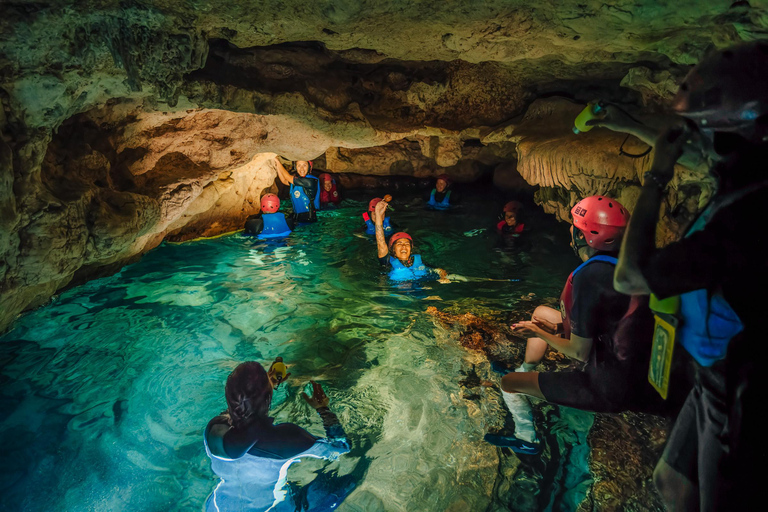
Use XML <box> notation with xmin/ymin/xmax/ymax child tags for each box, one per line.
<box><xmin>225</xmin><ymin>362</ymin><xmax>273</xmax><ymax>429</ymax></box>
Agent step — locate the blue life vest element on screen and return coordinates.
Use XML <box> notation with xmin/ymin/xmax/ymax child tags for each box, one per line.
<box><xmin>427</xmin><ymin>189</ymin><xmax>451</xmax><ymax>210</ymax></box>
<box><xmin>363</xmin><ymin>214</ymin><xmax>392</xmax><ymax>235</ymax></box>
<box><xmin>290</xmin><ymin>175</ymin><xmax>320</xmax><ymax>214</ymax></box>
<box><xmin>258</xmin><ymin>212</ymin><xmax>292</xmax><ymax>239</ymax></box>
<box><xmin>674</xmin><ymin>187</ymin><xmax>764</xmax><ymax>367</ymax></box>
<box><xmin>389</xmin><ymin>254</ymin><xmax>430</xmax><ymax>282</ymax></box>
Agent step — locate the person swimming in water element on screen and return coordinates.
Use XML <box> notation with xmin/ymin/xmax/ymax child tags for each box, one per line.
<box><xmin>373</xmin><ymin>200</ymin><xmax>446</xmax><ymax>281</ymax></box>
<box><xmin>497</xmin><ymin>201</ymin><xmax>525</xmax><ymax>236</ymax></box>
<box><xmin>243</xmin><ymin>193</ymin><xmax>295</xmax><ymax>238</ymax></box>
<box><xmin>274</xmin><ymin>157</ymin><xmax>320</xmax><ymax>223</ymax></box>
<box><xmin>204</xmin><ymin>361</ymin><xmax>349</xmax><ymax>512</ymax></box>
<box><xmin>318</xmin><ymin>173</ymin><xmax>342</xmax><ymax>209</ymax></box>
<box><xmin>362</xmin><ymin>196</ymin><xmax>394</xmax><ymax>236</ymax></box>
<box><xmin>426</xmin><ymin>174</ymin><xmax>457</xmax><ymax>210</ymax></box>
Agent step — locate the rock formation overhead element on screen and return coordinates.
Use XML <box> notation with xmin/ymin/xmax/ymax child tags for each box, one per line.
<box><xmin>2</xmin><ymin>0</ymin><xmax>768</xmax><ymax>332</ymax></box>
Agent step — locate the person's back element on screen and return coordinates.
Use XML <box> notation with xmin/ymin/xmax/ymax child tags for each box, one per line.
<box><xmin>244</xmin><ymin>194</ymin><xmax>294</xmax><ymax>238</ymax></box>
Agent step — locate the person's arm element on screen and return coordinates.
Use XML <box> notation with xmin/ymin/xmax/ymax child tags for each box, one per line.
<box><xmin>274</xmin><ymin>157</ymin><xmax>294</xmax><ymax>185</ymax></box>
<box><xmin>511</xmin><ymin>321</ymin><xmax>592</xmax><ymax>362</ymax></box>
<box><xmin>614</xmin><ymin>125</ymin><xmax>688</xmax><ymax>295</ymax></box>
<box><xmin>302</xmin><ymin>381</ymin><xmax>348</xmax><ymax>441</ymax></box>
<box><xmin>374</xmin><ymin>200</ymin><xmax>389</xmax><ymax>259</ymax></box>
<box><xmin>587</xmin><ymin>105</ymin><xmax>706</xmax><ymax>170</ymax></box>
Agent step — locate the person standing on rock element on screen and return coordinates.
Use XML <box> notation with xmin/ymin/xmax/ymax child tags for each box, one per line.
<box><xmin>486</xmin><ymin>196</ymin><xmax>647</xmax><ymax>455</ymax></box>
<box><xmin>274</xmin><ymin>157</ymin><xmax>320</xmax><ymax>223</ymax></box>
<box><xmin>613</xmin><ymin>43</ymin><xmax>768</xmax><ymax>512</ymax></box>
<box><xmin>425</xmin><ymin>174</ymin><xmax>458</xmax><ymax>210</ymax></box>
<box><xmin>373</xmin><ymin>200</ymin><xmax>447</xmax><ymax>282</ymax></box>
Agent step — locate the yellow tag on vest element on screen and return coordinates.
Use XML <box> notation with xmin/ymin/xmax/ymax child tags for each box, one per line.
<box><xmin>648</xmin><ymin>313</ymin><xmax>677</xmax><ymax>399</ymax></box>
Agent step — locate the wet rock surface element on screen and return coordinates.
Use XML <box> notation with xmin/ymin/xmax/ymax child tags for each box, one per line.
<box><xmin>428</xmin><ymin>306</ymin><xmax>672</xmax><ymax>511</ymax></box>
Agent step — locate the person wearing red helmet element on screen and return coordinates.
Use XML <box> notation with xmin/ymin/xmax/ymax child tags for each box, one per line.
<box><xmin>273</xmin><ymin>157</ymin><xmax>319</xmax><ymax>223</ymax></box>
<box><xmin>497</xmin><ymin>201</ymin><xmax>526</xmax><ymax>236</ymax></box>
<box><xmin>362</xmin><ymin>197</ymin><xmax>394</xmax><ymax>236</ymax></box>
<box><xmin>372</xmin><ymin>200</ymin><xmax>446</xmax><ymax>281</ymax></box>
<box><xmin>486</xmin><ymin>195</ymin><xmax>643</xmax><ymax>455</ymax></box>
<box><xmin>243</xmin><ymin>193</ymin><xmax>295</xmax><ymax>238</ymax></box>
<box><xmin>426</xmin><ymin>174</ymin><xmax>458</xmax><ymax>210</ymax></box>
<box><xmin>318</xmin><ymin>173</ymin><xmax>342</xmax><ymax>209</ymax></box>
<box><xmin>613</xmin><ymin>43</ymin><xmax>768</xmax><ymax>512</ymax></box>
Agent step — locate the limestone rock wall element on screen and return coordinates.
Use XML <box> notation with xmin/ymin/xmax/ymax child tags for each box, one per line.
<box><xmin>484</xmin><ymin>97</ymin><xmax>717</xmax><ymax>244</ymax></box>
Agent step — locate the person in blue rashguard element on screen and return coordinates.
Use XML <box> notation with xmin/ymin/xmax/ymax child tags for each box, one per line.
<box><xmin>243</xmin><ymin>193</ymin><xmax>294</xmax><ymax>238</ymax></box>
<box><xmin>372</xmin><ymin>200</ymin><xmax>446</xmax><ymax>282</ymax></box>
<box><xmin>205</xmin><ymin>362</ymin><xmax>350</xmax><ymax>512</ymax></box>
<box><xmin>274</xmin><ymin>157</ymin><xmax>320</xmax><ymax>223</ymax></box>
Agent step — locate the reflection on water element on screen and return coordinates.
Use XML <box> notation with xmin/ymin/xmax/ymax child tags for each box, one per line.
<box><xmin>0</xmin><ymin>190</ymin><xmax>590</xmax><ymax>511</ymax></box>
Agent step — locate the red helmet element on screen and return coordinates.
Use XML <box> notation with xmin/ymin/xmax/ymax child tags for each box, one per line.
<box><xmin>368</xmin><ymin>197</ymin><xmax>383</xmax><ymax>211</ymax></box>
<box><xmin>672</xmin><ymin>42</ymin><xmax>768</xmax><ymax>136</ymax></box>
<box><xmin>388</xmin><ymin>232</ymin><xmax>413</xmax><ymax>249</ymax></box>
<box><xmin>319</xmin><ymin>173</ymin><xmax>333</xmax><ymax>182</ymax></box>
<box><xmin>570</xmin><ymin>195</ymin><xmax>629</xmax><ymax>251</ymax></box>
<box><xmin>260</xmin><ymin>193</ymin><xmax>281</xmax><ymax>213</ymax></box>
<box><xmin>436</xmin><ymin>174</ymin><xmax>451</xmax><ymax>184</ymax></box>
<box><xmin>503</xmin><ymin>201</ymin><xmax>523</xmax><ymax>213</ymax></box>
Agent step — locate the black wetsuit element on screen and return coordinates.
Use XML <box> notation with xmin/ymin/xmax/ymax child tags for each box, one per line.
<box><xmin>538</xmin><ymin>257</ymin><xmax>660</xmax><ymax>413</ymax></box>
<box><xmin>641</xmin><ymin>182</ymin><xmax>768</xmax><ymax>511</ymax></box>
<box><xmin>293</xmin><ymin>176</ymin><xmax>319</xmax><ymax>223</ymax></box>
<box><xmin>207</xmin><ymin>407</ymin><xmax>346</xmax><ymax>460</ymax></box>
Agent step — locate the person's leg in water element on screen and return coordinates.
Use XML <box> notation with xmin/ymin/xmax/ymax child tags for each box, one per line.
<box><xmin>486</xmin><ymin>306</ymin><xmax>558</xmax><ymax>453</ymax></box>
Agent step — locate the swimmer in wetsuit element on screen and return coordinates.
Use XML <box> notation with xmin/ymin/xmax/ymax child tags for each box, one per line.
<box><xmin>496</xmin><ymin>201</ymin><xmax>526</xmax><ymax>236</ymax></box>
<box><xmin>372</xmin><ymin>199</ymin><xmax>446</xmax><ymax>282</ymax></box>
<box><xmin>362</xmin><ymin>197</ymin><xmax>395</xmax><ymax>236</ymax></box>
<box><xmin>426</xmin><ymin>174</ymin><xmax>458</xmax><ymax>210</ymax></box>
<box><xmin>204</xmin><ymin>362</ymin><xmax>349</xmax><ymax>512</ymax></box>
<box><xmin>243</xmin><ymin>193</ymin><xmax>295</xmax><ymax>238</ymax></box>
<box><xmin>318</xmin><ymin>173</ymin><xmax>342</xmax><ymax>209</ymax></box>
<box><xmin>274</xmin><ymin>157</ymin><xmax>320</xmax><ymax>223</ymax></box>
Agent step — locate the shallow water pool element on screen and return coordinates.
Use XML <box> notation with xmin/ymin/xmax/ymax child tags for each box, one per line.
<box><xmin>0</xmin><ymin>190</ymin><xmax>595</xmax><ymax>511</ymax></box>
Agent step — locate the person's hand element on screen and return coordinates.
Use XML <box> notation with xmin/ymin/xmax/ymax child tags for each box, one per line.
<box><xmin>585</xmin><ymin>104</ymin><xmax>636</xmax><ymax>131</ymax></box>
<box><xmin>531</xmin><ymin>315</ymin><xmax>558</xmax><ymax>335</ymax></box>
<box><xmin>511</xmin><ymin>320</ymin><xmax>545</xmax><ymax>337</ymax></box>
<box><xmin>374</xmin><ymin>200</ymin><xmax>389</xmax><ymax>225</ymax></box>
<box><xmin>648</xmin><ymin>122</ymin><xmax>689</xmax><ymax>187</ymax></box>
<box><xmin>301</xmin><ymin>380</ymin><xmax>330</xmax><ymax>409</ymax></box>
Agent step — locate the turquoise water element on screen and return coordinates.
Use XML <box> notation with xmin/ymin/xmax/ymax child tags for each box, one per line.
<box><xmin>0</xmin><ymin>191</ymin><xmax>594</xmax><ymax>511</ymax></box>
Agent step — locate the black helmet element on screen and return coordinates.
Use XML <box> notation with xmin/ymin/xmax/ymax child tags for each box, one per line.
<box><xmin>673</xmin><ymin>42</ymin><xmax>768</xmax><ymax>140</ymax></box>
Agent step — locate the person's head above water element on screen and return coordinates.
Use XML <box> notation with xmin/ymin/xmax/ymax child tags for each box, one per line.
<box><xmin>294</xmin><ymin>160</ymin><xmax>313</xmax><ymax>177</ymax></box>
<box><xmin>435</xmin><ymin>174</ymin><xmax>451</xmax><ymax>193</ymax></box>
<box><xmin>225</xmin><ymin>362</ymin><xmax>273</xmax><ymax>428</ymax></box>
<box><xmin>570</xmin><ymin>195</ymin><xmax>629</xmax><ymax>259</ymax></box>
<box><xmin>673</xmin><ymin>42</ymin><xmax>768</xmax><ymax>156</ymax></box>
<box><xmin>503</xmin><ymin>201</ymin><xmax>524</xmax><ymax>227</ymax></box>
<box><xmin>388</xmin><ymin>231</ymin><xmax>413</xmax><ymax>262</ymax></box>
<box><xmin>319</xmin><ymin>173</ymin><xmax>333</xmax><ymax>191</ymax></box>
<box><xmin>261</xmin><ymin>193</ymin><xmax>280</xmax><ymax>213</ymax></box>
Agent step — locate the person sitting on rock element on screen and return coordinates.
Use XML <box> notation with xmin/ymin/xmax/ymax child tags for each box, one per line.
<box><xmin>274</xmin><ymin>157</ymin><xmax>319</xmax><ymax>223</ymax></box>
<box><xmin>243</xmin><ymin>193</ymin><xmax>294</xmax><ymax>239</ymax></box>
<box><xmin>373</xmin><ymin>200</ymin><xmax>446</xmax><ymax>282</ymax></box>
<box><xmin>496</xmin><ymin>201</ymin><xmax>526</xmax><ymax>236</ymax></box>
<box><xmin>205</xmin><ymin>362</ymin><xmax>349</xmax><ymax>512</ymax></box>
<box><xmin>485</xmin><ymin>196</ymin><xmax>659</xmax><ymax>454</ymax></box>
<box><xmin>362</xmin><ymin>196</ymin><xmax>395</xmax><ymax>236</ymax></box>
<box><xmin>426</xmin><ymin>174</ymin><xmax>457</xmax><ymax>210</ymax></box>
<box><xmin>318</xmin><ymin>173</ymin><xmax>342</xmax><ymax>209</ymax></box>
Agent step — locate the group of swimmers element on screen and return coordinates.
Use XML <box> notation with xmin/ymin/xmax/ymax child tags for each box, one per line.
<box><xmin>208</xmin><ymin>42</ymin><xmax>767</xmax><ymax>512</ymax></box>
